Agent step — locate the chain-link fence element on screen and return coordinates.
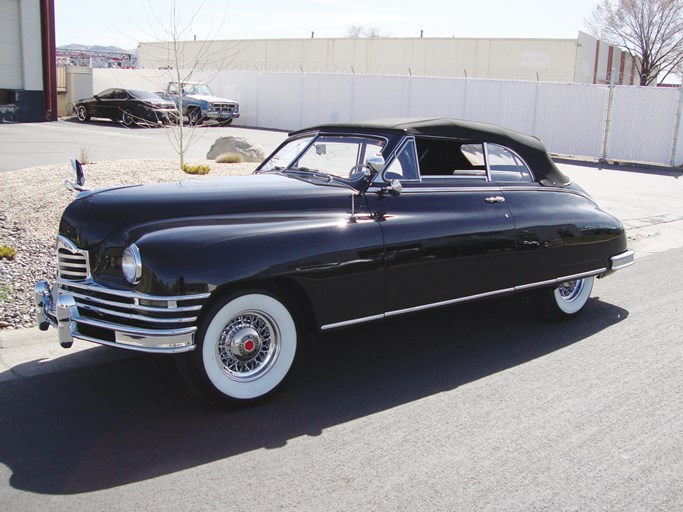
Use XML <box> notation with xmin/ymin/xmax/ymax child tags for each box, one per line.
<box><xmin>94</xmin><ymin>68</ymin><xmax>683</xmax><ymax>166</ymax></box>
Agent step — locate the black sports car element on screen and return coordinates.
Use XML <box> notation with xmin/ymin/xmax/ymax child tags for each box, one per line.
<box><xmin>74</xmin><ymin>88</ymin><xmax>177</xmax><ymax>127</ymax></box>
<box><xmin>35</xmin><ymin>118</ymin><xmax>634</xmax><ymax>406</ymax></box>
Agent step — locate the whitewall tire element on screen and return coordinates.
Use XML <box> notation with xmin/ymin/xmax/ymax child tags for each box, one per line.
<box><xmin>534</xmin><ymin>276</ymin><xmax>594</xmax><ymax>321</ymax></box>
<box><xmin>179</xmin><ymin>292</ymin><xmax>298</xmax><ymax>406</ymax></box>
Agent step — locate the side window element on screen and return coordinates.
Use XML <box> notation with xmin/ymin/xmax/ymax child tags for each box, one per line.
<box><xmin>415</xmin><ymin>137</ymin><xmax>487</xmax><ymax>179</ymax></box>
<box><xmin>487</xmin><ymin>144</ymin><xmax>533</xmax><ymax>182</ymax></box>
<box><xmin>384</xmin><ymin>139</ymin><xmax>419</xmax><ymax>180</ymax></box>
<box><xmin>97</xmin><ymin>89</ymin><xmax>115</xmax><ymax>99</ymax></box>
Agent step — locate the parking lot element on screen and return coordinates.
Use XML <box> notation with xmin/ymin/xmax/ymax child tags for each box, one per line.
<box><xmin>0</xmin><ymin>119</ymin><xmax>288</xmax><ymax>172</ymax></box>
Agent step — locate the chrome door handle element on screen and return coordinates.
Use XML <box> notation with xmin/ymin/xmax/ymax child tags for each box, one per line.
<box><xmin>484</xmin><ymin>196</ymin><xmax>505</xmax><ymax>203</ymax></box>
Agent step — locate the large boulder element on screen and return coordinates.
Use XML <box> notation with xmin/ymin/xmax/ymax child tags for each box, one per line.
<box><xmin>206</xmin><ymin>136</ymin><xmax>266</xmax><ymax>162</ymax></box>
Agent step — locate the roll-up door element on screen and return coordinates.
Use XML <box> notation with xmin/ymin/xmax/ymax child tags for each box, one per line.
<box><xmin>0</xmin><ymin>0</ymin><xmax>24</xmax><ymax>89</ymax></box>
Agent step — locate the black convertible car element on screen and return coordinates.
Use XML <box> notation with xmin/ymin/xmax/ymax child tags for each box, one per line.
<box><xmin>74</xmin><ymin>88</ymin><xmax>176</xmax><ymax>127</ymax></box>
<box><xmin>35</xmin><ymin>118</ymin><xmax>634</xmax><ymax>406</ymax></box>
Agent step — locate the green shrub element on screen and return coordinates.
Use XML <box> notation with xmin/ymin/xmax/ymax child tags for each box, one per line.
<box><xmin>182</xmin><ymin>163</ymin><xmax>210</xmax><ymax>175</ymax></box>
<box><xmin>215</xmin><ymin>152</ymin><xmax>244</xmax><ymax>164</ymax></box>
<box><xmin>0</xmin><ymin>245</ymin><xmax>16</xmax><ymax>260</ymax></box>
<box><xmin>0</xmin><ymin>284</ymin><xmax>14</xmax><ymax>303</ymax></box>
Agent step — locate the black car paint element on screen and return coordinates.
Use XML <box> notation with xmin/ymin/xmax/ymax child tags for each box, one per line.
<box><xmin>75</xmin><ymin>88</ymin><xmax>175</xmax><ymax>125</ymax></box>
<box><xmin>58</xmin><ymin>138</ymin><xmax>626</xmax><ymax>333</ymax></box>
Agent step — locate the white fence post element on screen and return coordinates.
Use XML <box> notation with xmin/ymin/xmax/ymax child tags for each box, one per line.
<box><xmin>600</xmin><ymin>69</ymin><xmax>616</xmax><ymax>163</ymax></box>
<box><xmin>670</xmin><ymin>85</ymin><xmax>683</xmax><ymax>167</ymax></box>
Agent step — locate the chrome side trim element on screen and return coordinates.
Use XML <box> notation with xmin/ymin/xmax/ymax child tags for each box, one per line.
<box><xmin>500</xmin><ymin>185</ymin><xmax>589</xmax><ymax>199</ymax></box>
<box><xmin>368</xmin><ymin>186</ymin><xmax>502</xmax><ymax>194</ymax></box>
<box><xmin>320</xmin><ymin>267</ymin><xmax>609</xmax><ymax>331</ymax></box>
<box><xmin>320</xmin><ymin>314</ymin><xmax>385</xmax><ymax>331</ymax></box>
<box><xmin>385</xmin><ymin>287</ymin><xmax>516</xmax><ymax>318</ymax></box>
<box><xmin>515</xmin><ymin>268</ymin><xmax>608</xmax><ymax>291</ymax></box>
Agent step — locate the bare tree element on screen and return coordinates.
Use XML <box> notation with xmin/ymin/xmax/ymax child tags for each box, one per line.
<box><xmin>346</xmin><ymin>25</ymin><xmax>382</xmax><ymax>38</ymax></box>
<box><xmin>124</xmin><ymin>1</ymin><xmax>233</xmax><ymax>169</ymax></box>
<box><xmin>587</xmin><ymin>0</ymin><xmax>683</xmax><ymax>85</ymax></box>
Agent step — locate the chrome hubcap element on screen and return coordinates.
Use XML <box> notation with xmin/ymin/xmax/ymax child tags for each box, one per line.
<box><xmin>557</xmin><ymin>279</ymin><xmax>583</xmax><ymax>302</ymax></box>
<box><xmin>217</xmin><ymin>311</ymin><xmax>279</xmax><ymax>381</ymax></box>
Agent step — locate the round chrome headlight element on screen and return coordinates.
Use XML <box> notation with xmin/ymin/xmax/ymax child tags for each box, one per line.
<box><xmin>121</xmin><ymin>244</ymin><xmax>142</xmax><ymax>284</ymax></box>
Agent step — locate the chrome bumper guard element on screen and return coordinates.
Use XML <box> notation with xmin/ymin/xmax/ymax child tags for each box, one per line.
<box><xmin>34</xmin><ymin>279</ymin><xmax>209</xmax><ymax>354</ymax></box>
<box><xmin>610</xmin><ymin>249</ymin><xmax>636</xmax><ymax>271</ymax></box>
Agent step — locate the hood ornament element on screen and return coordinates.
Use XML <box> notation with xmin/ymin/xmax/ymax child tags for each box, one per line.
<box><xmin>64</xmin><ymin>159</ymin><xmax>91</xmax><ymax>192</ymax></box>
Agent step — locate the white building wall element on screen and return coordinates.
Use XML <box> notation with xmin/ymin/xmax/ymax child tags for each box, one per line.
<box><xmin>0</xmin><ymin>0</ymin><xmax>24</xmax><ymax>89</ymax></box>
<box><xmin>19</xmin><ymin>0</ymin><xmax>43</xmax><ymax>90</ymax></box>
<box><xmin>93</xmin><ymin>68</ymin><xmax>682</xmax><ymax>165</ymax></box>
<box><xmin>140</xmin><ymin>35</ymin><xmax>600</xmax><ymax>83</ymax></box>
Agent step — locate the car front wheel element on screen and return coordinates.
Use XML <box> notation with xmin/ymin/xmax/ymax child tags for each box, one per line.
<box><xmin>187</xmin><ymin>108</ymin><xmax>203</xmax><ymax>126</ymax></box>
<box><xmin>178</xmin><ymin>292</ymin><xmax>298</xmax><ymax>407</ymax></box>
<box><xmin>533</xmin><ymin>276</ymin><xmax>594</xmax><ymax>321</ymax></box>
<box><xmin>121</xmin><ymin>109</ymin><xmax>136</xmax><ymax>127</ymax></box>
<box><xmin>75</xmin><ymin>105</ymin><xmax>90</xmax><ymax>122</ymax></box>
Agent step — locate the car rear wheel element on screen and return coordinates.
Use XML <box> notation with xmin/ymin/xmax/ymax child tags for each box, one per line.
<box><xmin>121</xmin><ymin>109</ymin><xmax>136</xmax><ymax>127</ymax></box>
<box><xmin>533</xmin><ymin>276</ymin><xmax>594</xmax><ymax>321</ymax></box>
<box><xmin>177</xmin><ymin>292</ymin><xmax>298</xmax><ymax>407</ymax></box>
<box><xmin>75</xmin><ymin>105</ymin><xmax>90</xmax><ymax>122</ymax></box>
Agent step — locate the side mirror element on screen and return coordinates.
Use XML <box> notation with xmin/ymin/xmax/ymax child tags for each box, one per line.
<box><xmin>366</xmin><ymin>155</ymin><xmax>385</xmax><ymax>174</ymax></box>
<box><xmin>386</xmin><ymin>179</ymin><xmax>402</xmax><ymax>197</ymax></box>
<box><xmin>93</xmin><ymin>94</ymin><xmax>100</xmax><ymax>101</ymax></box>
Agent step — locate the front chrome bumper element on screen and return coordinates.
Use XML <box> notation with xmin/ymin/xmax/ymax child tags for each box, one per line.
<box><xmin>34</xmin><ymin>279</ymin><xmax>208</xmax><ymax>354</ymax></box>
<box><xmin>204</xmin><ymin>111</ymin><xmax>240</xmax><ymax>120</ymax></box>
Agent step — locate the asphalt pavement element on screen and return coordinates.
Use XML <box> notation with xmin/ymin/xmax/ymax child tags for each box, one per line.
<box><xmin>0</xmin><ymin>246</ymin><xmax>681</xmax><ymax>511</ymax></box>
<box><xmin>0</xmin><ymin>118</ymin><xmax>288</xmax><ymax>172</ymax></box>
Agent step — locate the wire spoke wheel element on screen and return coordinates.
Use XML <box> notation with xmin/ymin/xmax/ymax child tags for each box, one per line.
<box><xmin>178</xmin><ymin>292</ymin><xmax>297</xmax><ymax>406</ymax></box>
<box><xmin>217</xmin><ymin>311</ymin><xmax>281</xmax><ymax>381</ymax></box>
<box><xmin>533</xmin><ymin>276</ymin><xmax>594</xmax><ymax>321</ymax></box>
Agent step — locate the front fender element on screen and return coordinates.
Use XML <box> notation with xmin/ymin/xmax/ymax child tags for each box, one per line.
<box><xmin>131</xmin><ymin>214</ymin><xmax>385</xmax><ymax>328</ymax></box>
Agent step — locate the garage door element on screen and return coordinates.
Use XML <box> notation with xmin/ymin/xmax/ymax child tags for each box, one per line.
<box><xmin>0</xmin><ymin>0</ymin><xmax>23</xmax><ymax>89</ymax></box>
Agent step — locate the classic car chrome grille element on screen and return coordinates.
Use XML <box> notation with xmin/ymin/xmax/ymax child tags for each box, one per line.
<box><xmin>57</xmin><ymin>237</ymin><xmax>90</xmax><ymax>281</ymax></box>
<box><xmin>213</xmin><ymin>103</ymin><xmax>238</xmax><ymax>113</ymax></box>
<box><xmin>57</xmin><ymin>279</ymin><xmax>209</xmax><ymax>332</ymax></box>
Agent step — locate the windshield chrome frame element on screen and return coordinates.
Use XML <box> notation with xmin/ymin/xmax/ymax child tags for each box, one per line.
<box><xmin>258</xmin><ymin>131</ymin><xmax>390</xmax><ymax>178</ymax></box>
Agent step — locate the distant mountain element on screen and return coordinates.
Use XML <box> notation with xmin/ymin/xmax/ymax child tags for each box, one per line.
<box><xmin>58</xmin><ymin>44</ymin><xmax>135</xmax><ymax>54</ymax></box>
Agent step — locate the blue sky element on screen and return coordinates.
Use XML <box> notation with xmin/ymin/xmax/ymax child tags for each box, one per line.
<box><xmin>56</xmin><ymin>0</ymin><xmax>599</xmax><ymax>48</ymax></box>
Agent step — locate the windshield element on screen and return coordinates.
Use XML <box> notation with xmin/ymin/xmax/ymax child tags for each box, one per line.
<box><xmin>182</xmin><ymin>83</ymin><xmax>213</xmax><ymax>96</ymax></box>
<box><xmin>260</xmin><ymin>134</ymin><xmax>386</xmax><ymax>178</ymax></box>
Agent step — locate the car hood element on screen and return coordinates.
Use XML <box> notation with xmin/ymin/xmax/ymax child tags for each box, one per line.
<box><xmin>186</xmin><ymin>94</ymin><xmax>238</xmax><ymax>104</ymax></box>
<box><xmin>59</xmin><ymin>174</ymin><xmax>354</xmax><ymax>249</ymax></box>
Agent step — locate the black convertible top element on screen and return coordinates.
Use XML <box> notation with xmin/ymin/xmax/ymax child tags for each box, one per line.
<box><xmin>290</xmin><ymin>118</ymin><xmax>570</xmax><ymax>186</ymax></box>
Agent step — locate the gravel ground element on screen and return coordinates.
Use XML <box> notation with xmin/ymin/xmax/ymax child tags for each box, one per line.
<box><xmin>0</xmin><ymin>159</ymin><xmax>256</xmax><ymax>329</ymax></box>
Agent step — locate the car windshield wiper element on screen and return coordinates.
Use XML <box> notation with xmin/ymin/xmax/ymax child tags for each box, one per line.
<box><xmin>281</xmin><ymin>168</ymin><xmax>333</xmax><ymax>183</ymax></box>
